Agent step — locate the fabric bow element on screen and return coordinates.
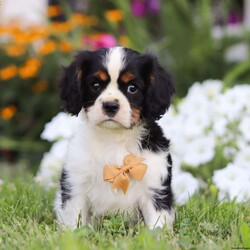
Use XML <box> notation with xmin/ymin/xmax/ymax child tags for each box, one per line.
<box><xmin>103</xmin><ymin>154</ymin><xmax>147</xmax><ymax>194</ymax></box>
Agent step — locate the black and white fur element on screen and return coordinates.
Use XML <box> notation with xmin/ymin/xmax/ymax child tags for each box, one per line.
<box><xmin>55</xmin><ymin>47</ymin><xmax>175</xmax><ymax>229</ymax></box>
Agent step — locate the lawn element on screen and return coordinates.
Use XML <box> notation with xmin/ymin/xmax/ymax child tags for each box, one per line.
<box><xmin>0</xmin><ymin>169</ymin><xmax>250</xmax><ymax>250</ymax></box>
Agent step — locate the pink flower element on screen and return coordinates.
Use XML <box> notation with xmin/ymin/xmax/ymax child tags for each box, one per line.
<box><xmin>83</xmin><ymin>33</ymin><xmax>117</xmax><ymax>50</ymax></box>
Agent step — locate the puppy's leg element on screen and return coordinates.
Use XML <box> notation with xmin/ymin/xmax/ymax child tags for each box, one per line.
<box><xmin>139</xmin><ymin>196</ymin><xmax>174</xmax><ymax>230</ymax></box>
<box><xmin>55</xmin><ymin>192</ymin><xmax>90</xmax><ymax>229</ymax></box>
<box><xmin>54</xmin><ymin>169</ymin><xmax>90</xmax><ymax>229</ymax></box>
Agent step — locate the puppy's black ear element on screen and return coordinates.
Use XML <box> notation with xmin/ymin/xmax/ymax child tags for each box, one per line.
<box><xmin>139</xmin><ymin>54</ymin><xmax>175</xmax><ymax>120</ymax></box>
<box><xmin>59</xmin><ymin>51</ymin><xmax>92</xmax><ymax>116</ymax></box>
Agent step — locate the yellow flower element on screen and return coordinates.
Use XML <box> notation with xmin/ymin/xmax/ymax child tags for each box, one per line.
<box><xmin>0</xmin><ymin>65</ymin><xmax>17</xmax><ymax>80</ymax></box>
<box><xmin>19</xmin><ymin>58</ymin><xmax>41</xmax><ymax>79</ymax></box>
<box><xmin>38</xmin><ymin>40</ymin><xmax>57</xmax><ymax>55</ymax></box>
<box><xmin>32</xmin><ymin>80</ymin><xmax>48</xmax><ymax>93</ymax></box>
<box><xmin>59</xmin><ymin>41</ymin><xmax>73</xmax><ymax>53</ymax></box>
<box><xmin>0</xmin><ymin>105</ymin><xmax>17</xmax><ymax>120</ymax></box>
<box><xmin>47</xmin><ymin>5</ymin><xmax>62</xmax><ymax>17</ymax></box>
<box><xmin>105</xmin><ymin>10</ymin><xmax>123</xmax><ymax>22</ymax></box>
<box><xmin>5</xmin><ymin>44</ymin><xmax>26</xmax><ymax>57</ymax></box>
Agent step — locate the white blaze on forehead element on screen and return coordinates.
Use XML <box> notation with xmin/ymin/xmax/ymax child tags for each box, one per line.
<box><xmin>105</xmin><ymin>47</ymin><xmax>125</xmax><ymax>86</ymax></box>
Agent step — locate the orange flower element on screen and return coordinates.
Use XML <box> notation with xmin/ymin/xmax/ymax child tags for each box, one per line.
<box><xmin>0</xmin><ymin>65</ymin><xmax>17</xmax><ymax>80</ymax></box>
<box><xmin>0</xmin><ymin>105</ymin><xmax>17</xmax><ymax>120</ymax></box>
<box><xmin>59</xmin><ymin>41</ymin><xmax>73</xmax><ymax>53</ymax></box>
<box><xmin>119</xmin><ymin>36</ymin><xmax>130</xmax><ymax>47</ymax></box>
<box><xmin>70</xmin><ymin>13</ymin><xmax>98</xmax><ymax>27</ymax></box>
<box><xmin>32</xmin><ymin>80</ymin><xmax>48</xmax><ymax>93</ymax></box>
<box><xmin>47</xmin><ymin>5</ymin><xmax>61</xmax><ymax>17</ymax></box>
<box><xmin>38</xmin><ymin>40</ymin><xmax>57</xmax><ymax>55</ymax></box>
<box><xmin>0</xmin><ymin>26</ymin><xmax>8</xmax><ymax>34</ymax></box>
<box><xmin>5</xmin><ymin>44</ymin><xmax>26</xmax><ymax>57</ymax></box>
<box><xmin>19</xmin><ymin>58</ymin><xmax>41</xmax><ymax>79</ymax></box>
<box><xmin>105</xmin><ymin>10</ymin><xmax>123</xmax><ymax>22</ymax></box>
<box><xmin>50</xmin><ymin>22</ymin><xmax>71</xmax><ymax>33</ymax></box>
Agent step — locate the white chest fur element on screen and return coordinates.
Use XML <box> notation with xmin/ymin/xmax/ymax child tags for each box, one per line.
<box><xmin>63</xmin><ymin>119</ymin><xmax>169</xmax><ymax>216</ymax></box>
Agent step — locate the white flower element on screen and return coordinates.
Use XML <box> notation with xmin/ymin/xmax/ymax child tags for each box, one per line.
<box><xmin>239</xmin><ymin>116</ymin><xmax>250</xmax><ymax>142</ymax></box>
<box><xmin>0</xmin><ymin>179</ymin><xmax>4</xmax><ymax>186</ymax></box>
<box><xmin>172</xmin><ymin>171</ymin><xmax>200</xmax><ymax>205</ymax></box>
<box><xmin>212</xmin><ymin>115</ymin><xmax>228</xmax><ymax>137</ymax></box>
<box><xmin>216</xmin><ymin>86</ymin><xmax>249</xmax><ymax>122</ymax></box>
<box><xmin>182</xmin><ymin>135</ymin><xmax>215</xmax><ymax>167</ymax></box>
<box><xmin>182</xmin><ymin>112</ymin><xmax>211</xmax><ymax>138</ymax></box>
<box><xmin>35</xmin><ymin>140</ymin><xmax>69</xmax><ymax>188</ymax></box>
<box><xmin>233</xmin><ymin>146</ymin><xmax>250</xmax><ymax>170</ymax></box>
<box><xmin>202</xmin><ymin>80</ymin><xmax>223</xmax><ymax>99</ymax></box>
<box><xmin>41</xmin><ymin>112</ymin><xmax>78</xmax><ymax>142</ymax></box>
<box><xmin>213</xmin><ymin>163</ymin><xmax>250</xmax><ymax>203</ymax></box>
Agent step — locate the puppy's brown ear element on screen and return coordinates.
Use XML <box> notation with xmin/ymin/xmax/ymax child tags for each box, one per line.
<box><xmin>59</xmin><ymin>51</ymin><xmax>92</xmax><ymax>116</ymax></box>
<box><xmin>139</xmin><ymin>54</ymin><xmax>175</xmax><ymax>120</ymax></box>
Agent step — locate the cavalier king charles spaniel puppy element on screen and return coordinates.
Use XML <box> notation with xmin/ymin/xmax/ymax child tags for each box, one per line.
<box><xmin>54</xmin><ymin>47</ymin><xmax>175</xmax><ymax>230</ymax></box>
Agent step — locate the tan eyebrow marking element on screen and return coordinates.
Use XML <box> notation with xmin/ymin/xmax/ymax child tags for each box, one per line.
<box><xmin>94</xmin><ymin>70</ymin><xmax>109</xmax><ymax>81</ymax></box>
<box><xmin>120</xmin><ymin>71</ymin><xmax>135</xmax><ymax>84</ymax></box>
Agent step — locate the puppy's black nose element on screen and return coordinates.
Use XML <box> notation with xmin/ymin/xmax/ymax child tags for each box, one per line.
<box><xmin>103</xmin><ymin>101</ymin><xmax>120</xmax><ymax>117</ymax></box>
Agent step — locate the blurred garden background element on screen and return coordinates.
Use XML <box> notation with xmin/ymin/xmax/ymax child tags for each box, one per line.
<box><xmin>0</xmin><ymin>0</ymin><xmax>250</xmax><ymax>249</ymax></box>
<box><xmin>0</xmin><ymin>0</ymin><xmax>250</xmax><ymax>197</ymax></box>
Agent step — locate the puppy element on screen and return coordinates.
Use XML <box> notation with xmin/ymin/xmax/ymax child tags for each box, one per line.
<box><xmin>54</xmin><ymin>47</ymin><xmax>175</xmax><ymax>230</ymax></box>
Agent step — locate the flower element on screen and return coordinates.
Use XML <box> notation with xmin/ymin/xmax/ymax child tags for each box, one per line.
<box><xmin>239</xmin><ymin>117</ymin><xmax>250</xmax><ymax>142</ymax></box>
<box><xmin>0</xmin><ymin>105</ymin><xmax>17</xmax><ymax>120</ymax></box>
<box><xmin>35</xmin><ymin>140</ymin><xmax>69</xmax><ymax>188</ymax></box>
<box><xmin>38</xmin><ymin>40</ymin><xmax>57</xmax><ymax>55</ymax></box>
<box><xmin>119</xmin><ymin>36</ymin><xmax>130</xmax><ymax>47</ymax></box>
<box><xmin>213</xmin><ymin>163</ymin><xmax>250</xmax><ymax>203</ymax></box>
<box><xmin>0</xmin><ymin>65</ymin><xmax>17</xmax><ymax>80</ymax></box>
<box><xmin>105</xmin><ymin>10</ymin><xmax>123</xmax><ymax>22</ymax></box>
<box><xmin>172</xmin><ymin>170</ymin><xmax>200</xmax><ymax>205</ymax></box>
<box><xmin>41</xmin><ymin>112</ymin><xmax>78</xmax><ymax>141</ymax></box>
<box><xmin>182</xmin><ymin>135</ymin><xmax>216</xmax><ymax>167</ymax></box>
<box><xmin>5</xmin><ymin>44</ymin><xmax>26</xmax><ymax>57</ymax></box>
<box><xmin>19</xmin><ymin>58</ymin><xmax>41</xmax><ymax>79</ymax></box>
<box><xmin>47</xmin><ymin>5</ymin><xmax>62</xmax><ymax>18</ymax></box>
<box><xmin>234</xmin><ymin>146</ymin><xmax>250</xmax><ymax>170</ymax></box>
<box><xmin>70</xmin><ymin>14</ymin><xmax>98</xmax><ymax>28</ymax></box>
<box><xmin>83</xmin><ymin>33</ymin><xmax>117</xmax><ymax>50</ymax></box>
<box><xmin>32</xmin><ymin>80</ymin><xmax>48</xmax><ymax>93</ymax></box>
<box><xmin>131</xmin><ymin>0</ymin><xmax>146</xmax><ymax>17</ymax></box>
<box><xmin>131</xmin><ymin>0</ymin><xmax>160</xmax><ymax>17</ymax></box>
<box><xmin>59</xmin><ymin>41</ymin><xmax>73</xmax><ymax>53</ymax></box>
<box><xmin>50</xmin><ymin>22</ymin><xmax>71</xmax><ymax>34</ymax></box>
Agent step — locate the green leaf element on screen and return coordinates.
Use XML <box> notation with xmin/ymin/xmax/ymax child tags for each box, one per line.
<box><xmin>240</xmin><ymin>222</ymin><xmax>250</xmax><ymax>247</ymax></box>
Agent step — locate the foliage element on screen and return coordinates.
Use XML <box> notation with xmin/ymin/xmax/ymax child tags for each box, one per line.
<box><xmin>0</xmin><ymin>175</ymin><xmax>249</xmax><ymax>249</ymax></box>
<box><xmin>0</xmin><ymin>0</ymin><xmax>250</xmax><ymax>160</ymax></box>
<box><xmin>107</xmin><ymin>0</ymin><xmax>249</xmax><ymax>96</ymax></box>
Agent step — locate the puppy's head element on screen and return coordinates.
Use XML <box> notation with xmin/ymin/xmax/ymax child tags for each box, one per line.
<box><xmin>60</xmin><ymin>47</ymin><xmax>174</xmax><ymax>129</ymax></box>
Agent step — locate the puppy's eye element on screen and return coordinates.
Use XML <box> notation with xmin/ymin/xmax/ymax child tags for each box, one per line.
<box><xmin>127</xmin><ymin>84</ymin><xmax>138</xmax><ymax>94</ymax></box>
<box><xmin>92</xmin><ymin>82</ymin><xmax>100</xmax><ymax>92</ymax></box>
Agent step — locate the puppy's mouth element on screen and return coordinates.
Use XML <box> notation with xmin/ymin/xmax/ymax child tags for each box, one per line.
<box><xmin>98</xmin><ymin>119</ymin><xmax>130</xmax><ymax>130</ymax></box>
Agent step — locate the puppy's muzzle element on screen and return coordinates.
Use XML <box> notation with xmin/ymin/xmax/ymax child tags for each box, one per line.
<box><xmin>102</xmin><ymin>101</ymin><xmax>120</xmax><ymax>117</ymax></box>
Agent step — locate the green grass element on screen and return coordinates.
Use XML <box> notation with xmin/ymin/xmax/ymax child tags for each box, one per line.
<box><xmin>0</xmin><ymin>174</ymin><xmax>250</xmax><ymax>250</ymax></box>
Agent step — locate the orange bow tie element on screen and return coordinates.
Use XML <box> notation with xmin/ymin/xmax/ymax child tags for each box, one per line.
<box><xmin>103</xmin><ymin>154</ymin><xmax>147</xmax><ymax>194</ymax></box>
